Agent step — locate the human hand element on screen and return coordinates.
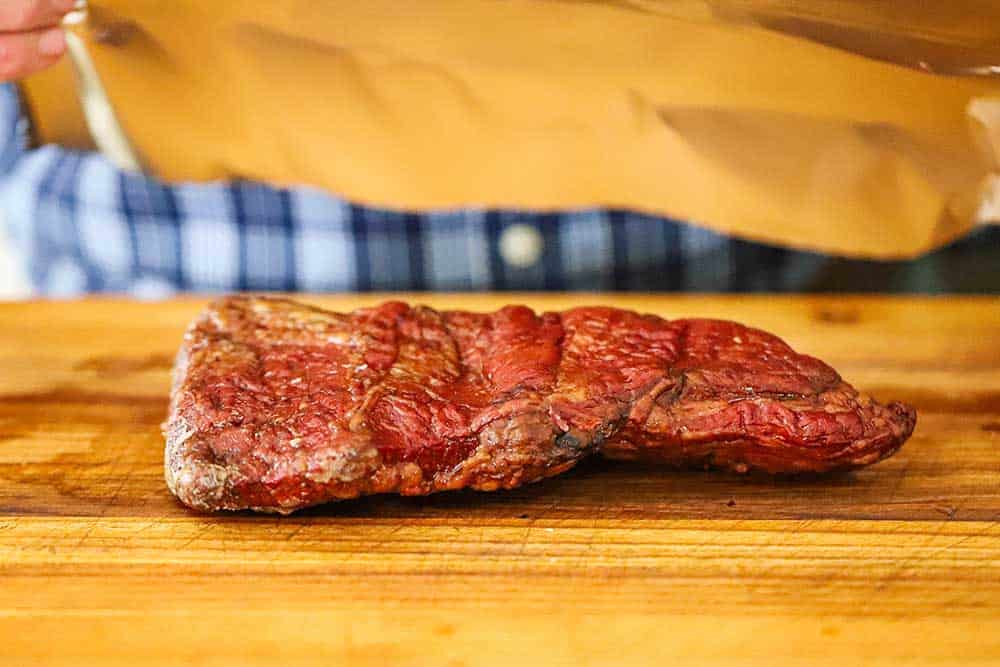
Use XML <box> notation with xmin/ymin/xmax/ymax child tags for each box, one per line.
<box><xmin>0</xmin><ymin>0</ymin><xmax>76</xmax><ymax>81</ymax></box>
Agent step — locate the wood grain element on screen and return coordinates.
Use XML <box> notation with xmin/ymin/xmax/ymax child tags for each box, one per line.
<box><xmin>1</xmin><ymin>295</ymin><xmax>998</xmax><ymax>666</ymax></box>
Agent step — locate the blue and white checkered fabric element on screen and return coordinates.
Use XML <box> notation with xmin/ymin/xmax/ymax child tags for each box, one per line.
<box><xmin>0</xmin><ymin>83</ymin><xmax>823</xmax><ymax>296</ymax></box>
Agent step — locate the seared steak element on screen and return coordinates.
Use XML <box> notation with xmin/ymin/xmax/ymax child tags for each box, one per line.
<box><xmin>164</xmin><ymin>297</ymin><xmax>915</xmax><ymax>513</ymax></box>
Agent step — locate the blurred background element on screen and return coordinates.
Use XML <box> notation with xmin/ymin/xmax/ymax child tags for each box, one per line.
<box><xmin>1</xmin><ymin>1</ymin><xmax>998</xmax><ymax>298</ymax></box>
<box><xmin>0</xmin><ymin>225</ymin><xmax>27</xmax><ymax>298</ymax></box>
<box><xmin>2</xmin><ymin>215</ymin><xmax>996</xmax><ymax>298</ymax></box>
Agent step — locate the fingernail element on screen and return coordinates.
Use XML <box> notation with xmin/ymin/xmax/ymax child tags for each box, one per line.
<box><xmin>38</xmin><ymin>28</ymin><xmax>67</xmax><ymax>57</ymax></box>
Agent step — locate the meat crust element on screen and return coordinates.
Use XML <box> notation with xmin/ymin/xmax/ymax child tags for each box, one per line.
<box><xmin>164</xmin><ymin>297</ymin><xmax>916</xmax><ymax>513</ymax></box>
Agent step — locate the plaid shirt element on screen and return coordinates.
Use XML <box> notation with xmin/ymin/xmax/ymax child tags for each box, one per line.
<box><xmin>0</xmin><ymin>83</ymin><xmax>939</xmax><ymax>296</ymax></box>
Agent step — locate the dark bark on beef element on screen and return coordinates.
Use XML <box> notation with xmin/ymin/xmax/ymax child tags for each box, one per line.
<box><xmin>164</xmin><ymin>297</ymin><xmax>916</xmax><ymax>513</ymax></box>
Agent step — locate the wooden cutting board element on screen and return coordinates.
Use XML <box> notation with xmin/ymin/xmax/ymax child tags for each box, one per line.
<box><xmin>1</xmin><ymin>294</ymin><xmax>998</xmax><ymax>666</ymax></box>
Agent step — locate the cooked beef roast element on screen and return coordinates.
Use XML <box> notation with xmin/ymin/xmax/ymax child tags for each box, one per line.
<box><xmin>164</xmin><ymin>297</ymin><xmax>916</xmax><ymax>513</ymax></box>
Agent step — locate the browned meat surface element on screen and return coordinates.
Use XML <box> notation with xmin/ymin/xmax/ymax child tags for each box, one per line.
<box><xmin>164</xmin><ymin>297</ymin><xmax>916</xmax><ymax>513</ymax></box>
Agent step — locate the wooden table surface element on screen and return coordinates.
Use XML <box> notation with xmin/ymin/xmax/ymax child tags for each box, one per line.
<box><xmin>1</xmin><ymin>294</ymin><xmax>998</xmax><ymax>666</ymax></box>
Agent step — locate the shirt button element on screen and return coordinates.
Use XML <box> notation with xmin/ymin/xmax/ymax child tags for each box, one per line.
<box><xmin>499</xmin><ymin>224</ymin><xmax>544</xmax><ymax>268</ymax></box>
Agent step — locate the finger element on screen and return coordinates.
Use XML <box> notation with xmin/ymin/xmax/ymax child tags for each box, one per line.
<box><xmin>0</xmin><ymin>0</ymin><xmax>76</xmax><ymax>33</ymax></box>
<box><xmin>0</xmin><ymin>27</ymin><xmax>66</xmax><ymax>81</ymax></box>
